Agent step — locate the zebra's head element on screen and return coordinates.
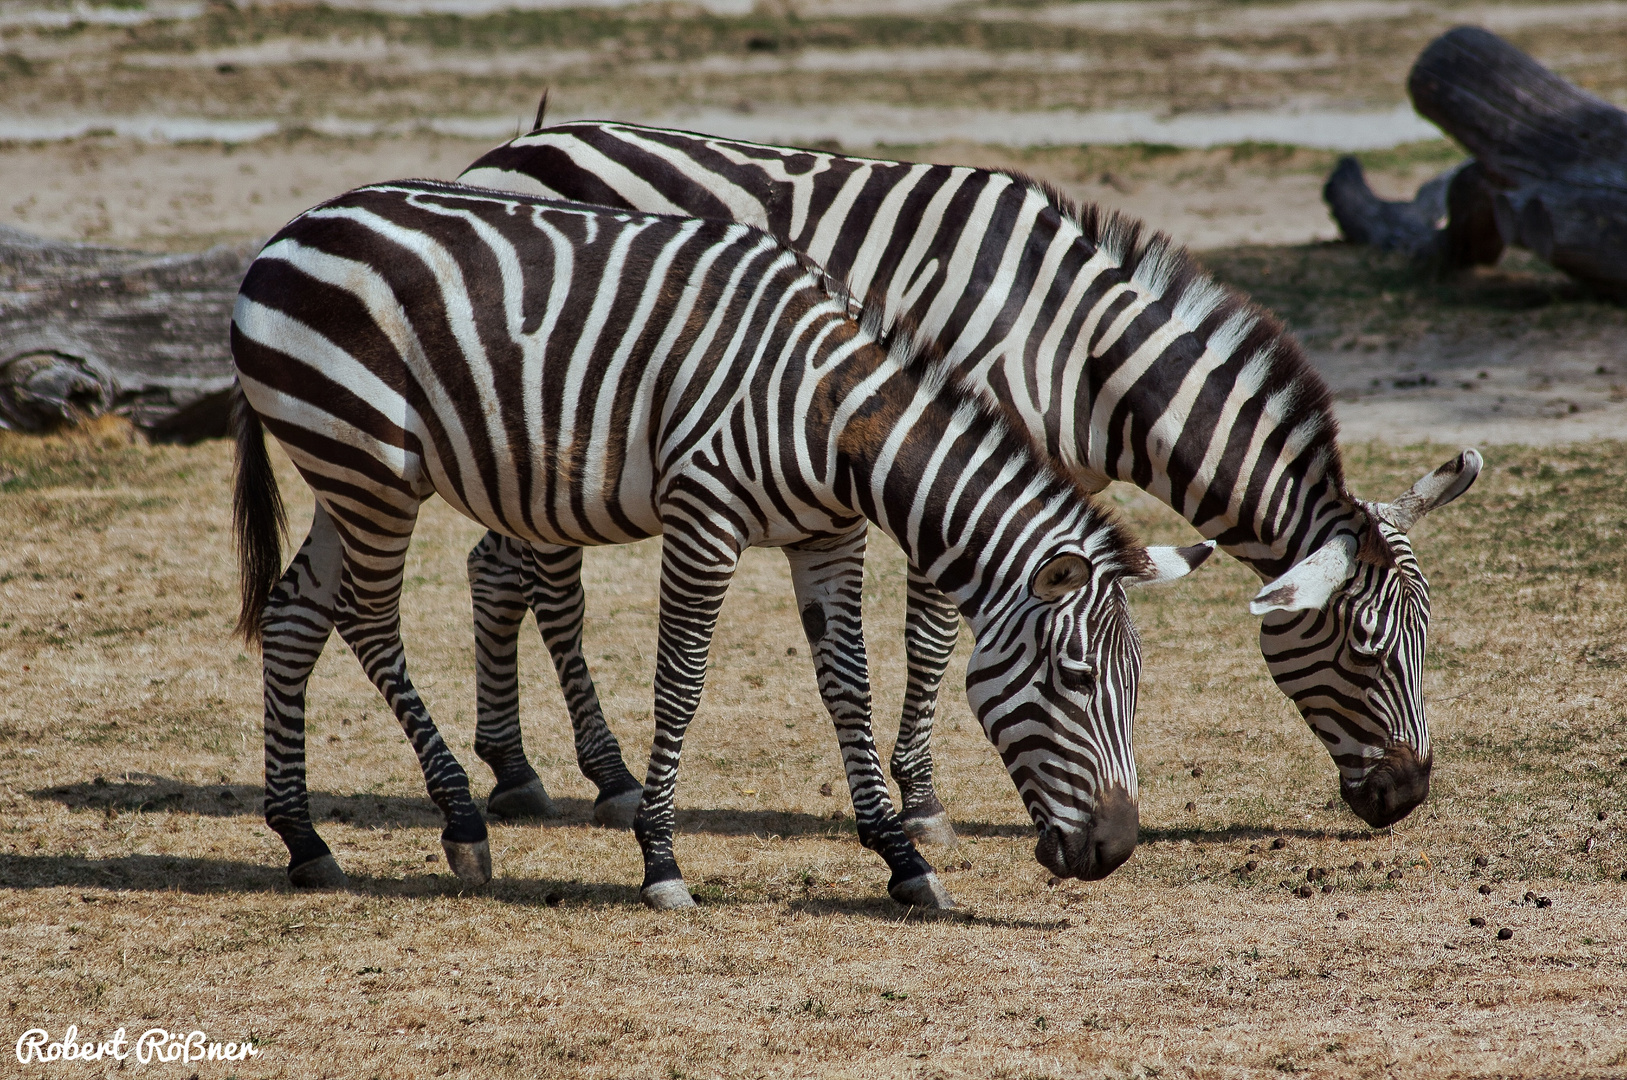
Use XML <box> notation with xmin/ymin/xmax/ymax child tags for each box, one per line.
<box><xmin>966</xmin><ymin>541</ymin><xmax>1215</xmax><ymax>881</ymax></box>
<box><xmin>1250</xmin><ymin>450</ymin><xmax>1481</xmax><ymax>827</ymax></box>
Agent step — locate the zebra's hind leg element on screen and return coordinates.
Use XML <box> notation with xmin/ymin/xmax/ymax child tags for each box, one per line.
<box><xmin>468</xmin><ymin>531</ymin><xmax>556</xmax><ymax>820</ymax></box>
<box><xmin>785</xmin><ymin>533</ymin><xmax>954</xmax><ymax>911</ymax></box>
<box><xmin>262</xmin><ymin>505</ymin><xmax>347</xmax><ymax>889</ymax></box>
<box><xmin>330</xmin><ymin>506</ymin><xmax>490</xmax><ymax>887</ymax></box>
<box><xmin>633</xmin><ymin>535</ymin><xmax>741</xmax><ymax>911</ymax></box>
<box><xmin>891</xmin><ymin>567</ymin><xmax>962</xmax><ymax>849</ymax></box>
<box><xmin>520</xmin><ymin>542</ymin><xmax>644</xmax><ymax>828</ymax></box>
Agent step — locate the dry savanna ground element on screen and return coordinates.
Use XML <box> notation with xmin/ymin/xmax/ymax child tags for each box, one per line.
<box><xmin>3</xmin><ymin>1</ymin><xmax>1627</xmax><ymax>1077</ymax></box>
<box><xmin>1</xmin><ymin>425</ymin><xmax>1624</xmax><ymax>1078</ymax></box>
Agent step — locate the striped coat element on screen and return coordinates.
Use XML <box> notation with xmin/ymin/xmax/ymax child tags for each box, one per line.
<box><xmin>230</xmin><ymin>180</ymin><xmax>1208</xmax><ymax>904</ymax></box>
<box><xmin>459</xmin><ymin>121</ymin><xmax>1480</xmax><ymax>835</ymax></box>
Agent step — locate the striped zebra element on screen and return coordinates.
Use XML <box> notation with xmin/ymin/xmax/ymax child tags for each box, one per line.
<box><xmin>456</xmin><ymin>120</ymin><xmax>1481</xmax><ymax>839</ymax></box>
<box><xmin>229</xmin><ymin>180</ymin><xmax>1210</xmax><ymax>906</ymax></box>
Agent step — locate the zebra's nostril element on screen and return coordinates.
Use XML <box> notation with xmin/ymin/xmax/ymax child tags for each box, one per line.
<box><xmin>1033</xmin><ymin>789</ymin><xmax>1141</xmax><ymax>881</ymax></box>
<box><xmin>1342</xmin><ymin>745</ymin><xmax>1431</xmax><ymax>827</ymax></box>
<box><xmin>1074</xmin><ymin>785</ymin><xmax>1139</xmax><ymax>879</ymax></box>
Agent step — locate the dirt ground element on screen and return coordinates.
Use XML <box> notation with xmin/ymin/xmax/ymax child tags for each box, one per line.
<box><xmin>1</xmin><ymin>427</ymin><xmax>1624</xmax><ymax>1079</ymax></box>
<box><xmin>3</xmin><ymin>2</ymin><xmax>1627</xmax><ymax>1077</ymax></box>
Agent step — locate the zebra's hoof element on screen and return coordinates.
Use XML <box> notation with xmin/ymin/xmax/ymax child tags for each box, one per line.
<box><xmin>287</xmin><ymin>854</ymin><xmax>349</xmax><ymax>890</ymax></box>
<box><xmin>901</xmin><ymin>811</ymin><xmax>959</xmax><ymax>848</ymax></box>
<box><xmin>889</xmin><ymin>872</ymin><xmax>956</xmax><ymax>910</ymax></box>
<box><xmin>592</xmin><ymin>789</ymin><xmax>642</xmax><ymax>830</ymax></box>
<box><xmin>487</xmin><ymin>779</ymin><xmax>558</xmax><ymax>820</ymax></box>
<box><xmin>640</xmin><ymin>879</ymin><xmax>697</xmax><ymax>911</ymax></box>
<box><xmin>441</xmin><ymin>838</ymin><xmax>493</xmax><ymax>887</ymax></box>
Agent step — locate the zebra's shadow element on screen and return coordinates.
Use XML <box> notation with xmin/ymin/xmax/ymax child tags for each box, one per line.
<box><xmin>1138</xmin><ymin>825</ymin><xmax>1380</xmax><ymax>845</ymax></box>
<box><xmin>0</xmin><ymin>852</ymin><xmax>1077</xmax><ymax>925</ymax></box>
<box><xmin>0</xmin><ymin>851</ymin><xmax>637</xmax><ymax>904</ymax></box>
<box><xmin>28</xmin><ymin>775</ymin><xmax>860</xmax><ymax>839</ymax></box>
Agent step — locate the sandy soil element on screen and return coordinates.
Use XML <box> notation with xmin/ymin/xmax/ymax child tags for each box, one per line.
<box><xmin>1</xmin><ymin>429</ymin><xmax>1624</xmax><ymax>1079</ymax></box>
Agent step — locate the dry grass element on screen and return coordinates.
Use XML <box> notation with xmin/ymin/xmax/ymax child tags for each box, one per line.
<box><xmin>1</xmin><ymin>421</ymin><xmax>1624</xmax><ymax>1077</ymax></box>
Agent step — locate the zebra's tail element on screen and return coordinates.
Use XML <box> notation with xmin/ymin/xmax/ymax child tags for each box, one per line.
<box><xmin>232</xmin><ymin>381</ymin><xmax>287</xmax><ymax>647</ymax></box>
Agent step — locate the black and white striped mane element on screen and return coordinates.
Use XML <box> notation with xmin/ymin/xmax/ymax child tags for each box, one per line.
<box><xmin>1024</xmin><ymin>177</ymin><xmax>1349</xmax><ymax>493</ymax></box>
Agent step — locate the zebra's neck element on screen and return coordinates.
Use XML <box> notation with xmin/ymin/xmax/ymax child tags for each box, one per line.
<box><xmin>823</xmin><ymin>338</ymin><xmax>1135</xmax><ymax>632</ymax></box>
<box><xmin>937</xmin><ymin>192</ymin><xmax>1363</xmax><ymax>583</ymax></box>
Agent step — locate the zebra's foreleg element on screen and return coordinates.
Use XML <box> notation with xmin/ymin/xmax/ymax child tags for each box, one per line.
<box><xmin>262</xmin><ymin>505</ymin><xmax>346</xmax><ymax>889</ymax></box>
<box><xmin>891</xmin><ymin>567</ymin><xmax>962</xmax><ymax>848</ymax></box>
<box><xmin>520</xmin><ymin>541</ymin><xmax>644</xmax><ymax>827</ymax></box>
<box><xmin>633</xmin><ymin>535</ymin><xmax>740</xmax><ymax>911</ymax></box>
<box><xmin>330</xmin><ymin>506</ymin><xmax>491</xmax><ymax>887</ymax></box>
<box><xmin>785</xmin><ymin>533</ymin><xmax>953</xmax><ymax>910</ymax></box>
<box><xmin>467</xmin><ymin>531</ymin><xmax>556</xmax><ymax>820</ymax></box>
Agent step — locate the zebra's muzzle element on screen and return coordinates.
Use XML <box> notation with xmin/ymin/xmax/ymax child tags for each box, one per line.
<box><xmin>1034</xmin><ymin>785</ymin><xmax>1140</xmax><ymax>881</ymax></box>
<box><xmin>1341</xmin><ymin>744</ymin><xmax>1432</xmax><ymax>827</ymax></box>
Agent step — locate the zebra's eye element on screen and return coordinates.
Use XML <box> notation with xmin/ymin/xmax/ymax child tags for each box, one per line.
<box><xmin>1057</xmin><ymin>654</ymin><xmax>1097</xmax><ymax>692</ymax></box>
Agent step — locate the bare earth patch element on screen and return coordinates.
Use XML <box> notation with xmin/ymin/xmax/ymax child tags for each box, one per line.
<box><xmin>1</xmin><ymin>426</ymin><xmax>1624</xmax><ymax>1078</ymax></box>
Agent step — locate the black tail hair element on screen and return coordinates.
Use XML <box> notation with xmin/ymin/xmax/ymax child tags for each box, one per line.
<box><xmin>531</xmin><ymin>88</ymin><xmax>549</xmax><ymax>133</ymax></box>
<box><xmin>232</xmin><ymin>382</ymin><xmax>287</xmax><ymax>647</ymax></box>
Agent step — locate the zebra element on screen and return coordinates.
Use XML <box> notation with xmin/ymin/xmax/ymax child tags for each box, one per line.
<box><xmin>455</xmin><ymin>120</ymin><xmax>1481</xmax><ymax>841</ymax></box>
<box><xmin>229</xmin><ymin>179</ymin><xmax>1212</xmax><ymax>907</ymax></box>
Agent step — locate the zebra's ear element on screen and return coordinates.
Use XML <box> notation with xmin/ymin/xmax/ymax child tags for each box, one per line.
<box><xmin>1382</xmin><ymin>448</ymin><xmax>1483</xmax><ymax>533</ymax></box>
<box><xmin>1249</xmin><ymin>535</ymin><xmax>1359</xmax><ymax>615</ymax></box>
<box><xmin>1125</xmin><ymin>541</ymin><xmax>1215</xmax><ymax>588</ymax></box>
<box><xmin>1031</xmin><ymin>552</ymin><xmax>1092</xmax><ymax>601</ymax></box>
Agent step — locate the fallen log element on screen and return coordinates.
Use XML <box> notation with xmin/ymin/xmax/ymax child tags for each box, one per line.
<box><xmin>1324</xmin><ymin>27</ymin><xmax>1626</xmax><ymax>297</ymax></box>
<box><xmin>0</xmin><ymin>225</ymin><xmax>254</xmax><ymax>441</ymax></box>
<box><xmin>1322</xmin><ymin>156</ymin><xmax>1453</xmax><ymax>255</ymax></box>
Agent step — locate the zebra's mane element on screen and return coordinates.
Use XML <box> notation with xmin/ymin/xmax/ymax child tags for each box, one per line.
<box><xmin>1017</xmin><ymin>174</ymin><xmax>1349</xmax><ymax>499</ymax></box>
<box><xmin>788</xmin><ymin>252</ymin><xmax>1147</xmax><ymax>577</ymax></box>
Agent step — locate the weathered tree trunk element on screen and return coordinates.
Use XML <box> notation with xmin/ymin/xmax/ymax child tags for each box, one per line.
<box><xmin>0</xmin><ymin>225</ymin><xmax>254</xmax><ymax>441</ymax></box>
<box><xmin>1322</xmin><ymin>156</ymin><xmax>1453</xmax><ymax>255</ymax></box>
<box><xmin>1410</xmin><ymin>26</ymin><xmax>1627</xmax><ymax>295</ymax></box>
<box><xmin>1324</xmin><ymin>27</ymin><xmax>1627</xmax><ymax>297</ymax></box>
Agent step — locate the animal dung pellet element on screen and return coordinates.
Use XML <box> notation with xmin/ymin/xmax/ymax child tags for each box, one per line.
<box><xmin>1335</xmin><ymin>911</ymin><xmax>1350</xmax><ymax>921</ymax></box>
<box><xmin>1324</xmin><ymin>799</ymin><xmax>1336</xmax><ymax>811</ymax></box>
<box><xmin>1271</xmin><ymin>838</ymin><xmax>1287</xmax><ymax>850</ymax></box>
<box><xmin>1046</xmin><ymin>876</ymin><xmax>1062</xmax><ymax>888</ymax></box>
<box><xmin>1185</xmin><ymin>801</ymin><xmax>1196</xmax><ymax>812</ymax></box>
<box><xmin>1295</xmin><ymin>885</ymin><xmax>1314</xmax><ymax>898</ymax></box>
<box><xmin>1523</xmin><ymin>890</ymin><xmax>1537</xmax><ymax>904</ymax></box>
<box><xmin>1387</xmin><ymin>869</ymin><xmax>1404</xmax><ymax>880</ymax></box>
<box><xmin>1321</xmin><ymin>884</ymin><xmax>1334</xmax><ymax>894</ymax></box>
<box><xmin>1349</xmin><ymin>861</ymin><xmax>1365</xmax><ymax>872</ymax></box>
<box><xmin>1473</xmin><ymin>855</ymin><xmax>1490</xmax><ymax>868</ymax></box>
<box><xmin>1248</xmin><ymin>844</ymin><xmax>1262</xmax><ymax>854</ymax></box>
<box><xmin>1371</xmin><ymin>859</ymin><xmax>1383</xmax><ymax>869</ymax></box>
<box><xmin>1469</xmin><ymin>917</ymin><xmax>1486</xmax><ymax>927</ymax></box>
<box><xmin>1190</xmin><ymin>766</ymin><xmax>1203</xmax><ymax>778</ymax></box>
<box><xmin>1244</xmin><ymin>860</ymin><xmax>1259</xmax><ymax>872</ymax></box>
<box><xmin>1599</xmin><ymin>811</ymin><xmax>1608</xmax><ymax>821</ymax></box>
<box><xmin>425</xmin><ymin>852</ymin><xmax>439</xmax><ymax>863</ymax></box>
<box><xmin>819</xmin><ymin>782</ymin><xmax>833</xmax><ymax>796</ymax></box>
<box><xmin>786</xmin><ymin>646</ymin><xmax>797</xmax><ymax>656</ymax></box>
<box><xmin>1536</xmin><ymin>896</ymin><xmax>1552</xmax><ymax>908</ymax></box>
<box><xmin>1478</xmin><ymin>884</ymin><xmax>1494</xmax><ymax>895</ymax></box>
<box><xmin>829</xmin><ymin>810</ymin><xmax>842</xmax><ymax>820</ymax></box>
<box><xmin>1497</xmin><ymin>927</ymin><xmax>1514</xmax><ymax>940</ymax></box>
